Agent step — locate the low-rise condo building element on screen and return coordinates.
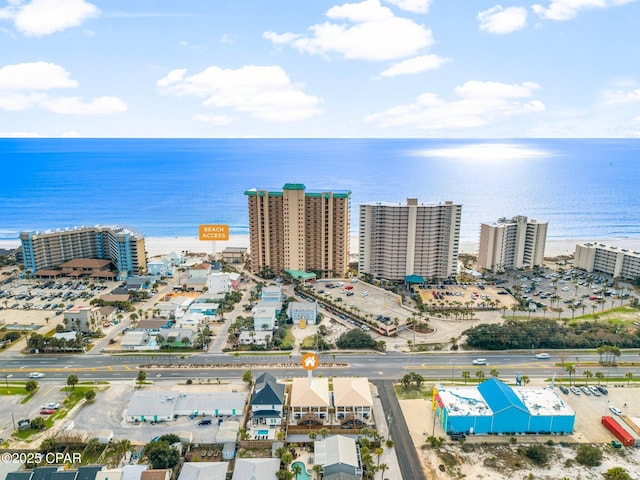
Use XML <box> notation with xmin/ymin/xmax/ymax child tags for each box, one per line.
<box><xmin>574</xmin><ymin>243</ymin><xmax>640</xmax><ymax>280</ymax></box>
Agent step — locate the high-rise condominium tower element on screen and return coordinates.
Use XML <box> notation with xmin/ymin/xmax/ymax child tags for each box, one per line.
<box><xmin>478</xmin><ymin>216</ymin><xmax>547</xmax><ymax>272</ymax></box>
<box><xmin>20</xmin><ymin>225</ymin><xmax>146</xmax><ymax>278</ymax></box>
<box><xmin>245</xmin><ymin>183</ymin><xmax>351</xmax><ymax>277</ymax></box>
<box><xmin>358</xmin><ymin>198</ymin><xmax>461</xmax><ymax>282</ymax></box>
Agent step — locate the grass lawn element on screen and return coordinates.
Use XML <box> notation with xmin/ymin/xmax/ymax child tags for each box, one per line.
<box><xmin>301</xmin><ymin>335</ymin><xmax>316</xmax><ymax>349</ymax></box>
<box><xmin>280</xmin><ymin>326</ymin><xmax>295</xmax><ymax>350</ymax></box>
<box><xmin>0</xmin><ymin>384</ymin><xmax>27</xmax><ymax>396</ymax></box>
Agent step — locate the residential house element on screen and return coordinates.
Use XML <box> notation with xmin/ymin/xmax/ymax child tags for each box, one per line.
<box><xmin>252</xmin><ymin>304</ymin><xmax>278</xmax><ymax>332</ymax></box>
<box><xmin>238</xmin><ymin>330</ymin><xmax>271</xmax><ymax>346</ymax></box>
<box><xmin>147</xmin><ymin>257</ymin><xmax>173</xmax><ymax>277</ymax></box>
<box><xmin>185</xmin><ymin>263</ymin><xmax>210</xmax><ymax>291</ymax></box>
<box><xmin>157</xmin><ymin>327</ymin><xmax>195</xmax><ymax>347</ymax></box>
<box><xmin>332</xmin><ymin>377</ymin><xmax>374</xmax><ymax>427</ymax></box>
<box><xmin>207</xmin><ymin>272</ymin><xmax>232</xmax><ymax>295</ymax></box>
<box><xmin>315</xmin><ymin>435</ymin><xmax>363</xmax><ymax>480</ymax></box>
<box><xmin>120</xmin><ymin>331</ymin><xmax>154</xmax><ymax>351</ymax></box>
<box><xmin>287</xmin><ymin>300</ymin><xmax>318</xmax><ymax>326</ymax></box>
<box><xmin>260</xmin><ymin>286</ymin><xmax>282</xmax><ymax>304</ymax></box>
<box><xmin>250</xmin><ymin>372</ymin><xmax>285</xmax><ymax>427</ymax></box>
<box><xmin>174</xmin><ymin>313</ymin><xmax>205</xmax><ymax>331</ymax></box>
<box><xmin>231</xmin><ymin>459</ymin><xmax>280</xmax><ymax>480</ymax></box>
<box><xmin>140</xmin><ymin>470</ymin><xmax>171</xmax><ymax>480</ymax></box>
<box><xmin>177</xmin><ymin>463</ymin><xmax>229</xmax><ymax>480</ymax></box>
<box><xmin>188</xmin><ymin>302</ymin><xmax>218</xmax><ymax>319</ymax></box>
<box><xmin>290</xmin><ymin>377</ymin><xmax>330</xmax><ymax>426</ymax></box>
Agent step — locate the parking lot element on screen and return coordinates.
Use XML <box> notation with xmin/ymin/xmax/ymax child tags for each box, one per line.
<box><xmin>416</xmin><ymin>283</ymin><xmax>517</xmax><ymax>310</ymax></box>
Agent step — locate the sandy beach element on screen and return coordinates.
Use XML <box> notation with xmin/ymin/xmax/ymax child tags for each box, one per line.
<box><xmin>2</xmin><ymin>235</ymin><xmax>638</xmax><ymax>260</ymax></box>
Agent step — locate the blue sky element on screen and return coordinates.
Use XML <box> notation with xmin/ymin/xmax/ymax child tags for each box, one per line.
<box><xmin>1</xmin><ymin>0</ymin><xmax>639</xmax><ymax>138</ymax></box>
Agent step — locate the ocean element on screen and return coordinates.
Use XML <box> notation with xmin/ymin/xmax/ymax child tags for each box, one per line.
<box><xmin>1</xmin><ymin>138</ymin><xmax>639</xmax><ymax>244</ymax></box>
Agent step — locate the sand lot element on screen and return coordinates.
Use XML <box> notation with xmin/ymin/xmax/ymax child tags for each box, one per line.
<box><xmin>399</xmin><ymin>384</ymin><xmax>640</xmax><ymax>479</ymax></box>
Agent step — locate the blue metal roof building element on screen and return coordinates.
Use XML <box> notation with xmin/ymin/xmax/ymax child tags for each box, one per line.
<box><xmin>434</xmin><ymin>378</ymin><xmax>575</xmax><ymax>435</ymax></box>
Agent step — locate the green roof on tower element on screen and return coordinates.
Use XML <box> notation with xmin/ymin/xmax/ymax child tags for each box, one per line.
<box><xmin>283</xmin><ymin>183</ymin><xmax>306</xmax><ymax>190</ymax></box>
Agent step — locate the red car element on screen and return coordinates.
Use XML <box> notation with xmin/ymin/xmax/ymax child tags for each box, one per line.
<box><xmin>40</xmin><ymin>408</ymin><xmax>55</xmax><ymax>415</ymax></box>
<box><xmin>344</xmin><ymin>285</ymin><xmax>354</xmax><ymax>290</ymax></box>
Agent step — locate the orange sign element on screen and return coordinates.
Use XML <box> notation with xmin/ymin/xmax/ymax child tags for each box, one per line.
<box><xmin>199</xmin><ymin>224</ymin><xmax>229</xmax><ymax>241</ymax></box>
<box><xmin>301</xmin><ymin>352</ymin><xmax>319</xmax><ymax>371</ymax></box>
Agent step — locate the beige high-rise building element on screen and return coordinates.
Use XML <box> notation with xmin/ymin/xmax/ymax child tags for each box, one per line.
<box><xmin>245</xmin><ymin>183</ymin><xmax>351</xmax><ymax>277</ymax></box>
<box><xmin>358</xmin><ymin>198</ymin><xmax>461</xmax><ymax>282</ymax></box>
<box><xmin>478</xmin><ymin>216</ymin><xmax>547</xmax><ymax>272</ymax></box>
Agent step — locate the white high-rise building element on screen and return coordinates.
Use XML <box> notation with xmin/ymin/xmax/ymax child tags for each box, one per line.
<box><xmin>358</xmin><ymin>198</ymin><xmax>461</xmax><ymax>282</ymax></box>
<box><xmin>478</xmin><ymin>216</ymin><xmax>547</xmax><ymax>272</ymax></box>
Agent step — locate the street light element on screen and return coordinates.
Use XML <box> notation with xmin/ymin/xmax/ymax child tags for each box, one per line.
<box><xmin>450</xmin><ymin>361</ymin><xmax>455</xmax><ymax>383</ymax></box>
<box><xmin>5</xmin><ymin>374</ymin><xmax>12</xmax><ymax>389</ymax></box>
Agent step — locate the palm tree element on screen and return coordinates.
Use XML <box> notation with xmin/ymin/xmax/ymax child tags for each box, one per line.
<box><xmin>625</xmin><ymin>371</ymin><xmax>633</xmax><ymax>387</ymax></box>
<box><xmin>595</xmin><ymin>372</ymin><xmax>604</xmax><ymax>385</ymax></box>
<box><xmin>461</xmin><ymin>370</ymin><xmax>471</xmax><ymax>385</ymax></box>
<box><xmin>292</xmin><ymin>463</ymin><xmax>302</xmax><ymax>480</ymax></box>
<box><xmin>374</xmin><ymin>447</ymin><xmax>384</xmax><ymax>466</ymax></box>
<box><xmin>565</xmin><ymin>364</ymin><xmax>576</xmax><ymax>385</ymax></box>
<box><xmin>521</xmin><ymin>375</ymin><xmax>530</xmax><ymax>385</ymax></box>
<box><xmin>378</xmin><ymin>463</ymin><xmax>389</xmax><ymax>479</ymax></box>
<box><xmin>312</xmin><ymin>464</ymin><xmax>322</xmax><ymax>479</ymax></box>
<box><xmin>584</xmin><ymin>370</ymin><xmax>593</xmax><ymax>385</ymax></box>
<box><xmin>475</xmin><ymin>370</ymin><xmax>485</xmax><ymax>382</ymax></box>
<box><xmin>489</xmin><ymin>368</ymin><xmax>499</xmax><ymax>378</ymax></box>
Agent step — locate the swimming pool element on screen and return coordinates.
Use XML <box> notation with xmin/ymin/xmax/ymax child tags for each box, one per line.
<box><xmin>291</xmin><ymin>461</ymin><xmax>311</xmax><ymax>480</ymax></box>
<box><xmin>257</xmin><ymin>430</ymin><xmax>269</xmax><ymax>435</ymax></box>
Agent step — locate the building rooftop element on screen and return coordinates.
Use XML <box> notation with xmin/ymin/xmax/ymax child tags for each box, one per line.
<box><xmin>291</xmin><ymin>377</ymin><xmax>330</xmax><ymax>407</ymax></box>
<box><xmin>177</xmin><ymin>463</ymin><xmax>229</xmax><ymax>480</ymax></box>
<box><xmin>315</xmin><ymin>435</ymin><xmax>360</xmax><ymax>469</ymax></box>
<box><xmin>514</xmin><ymin>387</ymin><xmax>575</xmax><ymax>417</ymax></box>
<box><xmin>436</xmin><ymin>387</ymin><xmax>493</xmax><ymax>417</ymax></box>
<box><xmin>332</xmin><ymin>377</ymin><xmax>373</xmax><ymax>407</ymax></box>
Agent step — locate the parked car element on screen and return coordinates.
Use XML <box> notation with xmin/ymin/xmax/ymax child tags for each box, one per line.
<box><xmin>580</xmin><ymin>386</ymin><xmax>591</xmax><ymax>395</ymax></box>
<box><xmin>39</xmin><ymin>408</ymin><xmax>55</xmax><ymax>415</ymax></box>
<box><xmin>559</xmin><ymin>386</ymin><xmax>569</xmax><ymax>394</ymax></box>
<box><xmin>588</xmin><ymin>385</ymin><xmax>601</xmax><ymax>396</ymax></box>
<box><xmin>198</xmin><ymin>417</ymin><xmax>212</xmax><ymax>426</ymax></box>
<box><xmin>609</xmin><ymin>406</ymin><xmax>623</xmax><ymax>416</ymax></box>
<box><xmin>597</xmin><ymin>385</ymin><xmax>608</xmax><ymax>395</ymax></box>
<box><xmin>570</xmin><ymin>386</ymin><xmax>581</xmax><ymax>395</ymax></box>
<box><xmin>45</xmin><ymin>402</ymin><xmax>61</xmax><ymax>409</ymax></box>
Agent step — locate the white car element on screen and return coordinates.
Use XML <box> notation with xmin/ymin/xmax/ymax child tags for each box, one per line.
<box><xmin>361</xmin><ymin>291</ymin><xmax>369</xmax><ymax>296</ymax></box>
<box><xmin>535</xmin><ymin>353</ymin><xmax>551</xmax><ymax>359</ymax></box>
<box><xmin>472</xmin><ymin>358</ymin><xmax>488</xmax><ymax>365</ymax></box>
<box><xmin>43</xmin><ymin>402</ymin><xmax>61</xmax><ymax>410</ymax></box>
<box><xmin>28</xmin><ymin>372</ymin><xmax>44</xmax><ymax>378</ymax></box>
<box><xmin>609</xmin><ymin>406</ymin><xmax>623</xmax><ymax>416</ymax></box>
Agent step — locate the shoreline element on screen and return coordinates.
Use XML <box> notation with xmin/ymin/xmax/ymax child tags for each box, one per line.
<box><xmin>2</xmin><ymin>236</ymin><xmax>638</xmax><ymax>259</ymax></box>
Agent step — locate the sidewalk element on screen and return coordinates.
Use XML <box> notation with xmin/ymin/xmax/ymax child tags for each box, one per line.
<box><xmin>370</xmin><ymin>383</ymin><xmax>404</xmax><ymax>480</ymax></box>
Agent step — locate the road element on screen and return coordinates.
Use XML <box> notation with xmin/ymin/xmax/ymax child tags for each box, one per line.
<box><xmin>373</xmin><ymin>379</ymin><xmax>426</xmax><ymax>480</ymax></box>
<box><xmin>2</xmin><ymin>351</ymin><xmax>639</xmax><ymax>383</ymax></box>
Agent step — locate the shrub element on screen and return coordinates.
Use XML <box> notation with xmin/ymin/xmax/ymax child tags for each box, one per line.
<box><xmin>524</xmin><ymin>444</ymin><xmax>549</xmax><ymax>466</ymax></box>
<box><xmin>575</xmin><ymin>444</ymin><xmax>602</xmax><ymax>467</ymax></box>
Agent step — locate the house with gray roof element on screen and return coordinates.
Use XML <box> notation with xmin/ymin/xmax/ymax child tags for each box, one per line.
<box><xmin>177</xmin><ymin>463</ymin><xmax>229</xmax><ymax>480</ymax></box>
<box><xmin>250</xmin><ymin>372</ymin><xmax>285</xmax><ymax>428</ymax></box>
<box><xmin>231</xmin><ymin>458</ymin><xmax>280</xmax><ymax>480</ymax></box>
<box><xmin>287</xmin><ymin>300</ymin><xmax>318</xmax><ymax>325</ymax></box>
<box><xmin>315</xmin><ymin>435</ymin><xmax>363</xmax><ymax>479</ymax></box>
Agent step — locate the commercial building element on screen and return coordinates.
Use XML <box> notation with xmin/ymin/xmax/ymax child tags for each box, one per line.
<box><xmin>245</xmin><ymin>183</ymin><xmax>351</xmax><ymax>277</ymax></box>
<box><xmin>358</xmin><ymin>198</ymin><xmax>461</xmax><ymax>282</ymax></box>
<box><xmin>434</xmin><ymin>378</ymin><xmax>575</xmax><ymax>435</ymax></box>
<box><xmin>478</xmin><ymin>216</ymin><xmax>547</xmax><ymax>272</ymax></box>
<box><xmin>574</xmin><ymin>243</ymin><xmax>640</xmax><ymax>280</ymax></box>
<box><xmin>20</xmin><ymin>225</ymin><xmax>146</xmax><ymax>279</ymax></box>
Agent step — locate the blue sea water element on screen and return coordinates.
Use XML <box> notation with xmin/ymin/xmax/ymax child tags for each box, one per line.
<box><xmin>1</xmin><ymin>138</ymin><xmax>639</xmax><ymax>244</ymax></box>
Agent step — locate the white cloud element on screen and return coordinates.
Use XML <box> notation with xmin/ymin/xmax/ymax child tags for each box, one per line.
<box><xmin>602</xmin><ymin>87</ymin><xmax>640</xmax><ymax>105</ymax></box>
<box><xmin>532</xmin><ymin>0</ymin><xmax>637</xmax><ymax>21</ymax></box>
<box><xmin>219</xmin><ymin>33</ymin><xmax>236</xmax><ymax>44</ymax></box>
<box><xmin>384</xmin><ymin>0</ymin><xmax>431</xmax><ymax>13</ymax></box>
<box><xmin>61</xmin><ymin>129</ymin><xmax>81</xmax><ymax>137</ymax></box>
<box><xmin>263</xmin><ymin>0</ymin><xmax>433</xmax><ymax>61</ymax></box>
<box><xmin>380</xmin><ymin>54</ymin><xmax>449</xmax><ymax>77</ymax></box>
<box><xmin>0</xmin><ymin>61</ymin><xmax>126</xmax><ymax>115</ymax></box>
<box><xmin>42</xmin><ymin>96</ymin><xmax>127</xmax><ymax>115</ymax></box>
<box><xmin>478</xmin><ymin>5</ymin><xmax>527</xmax><ymax>34</ymax></box>
<box><xmin>193</xmin><ymin>113</ymin><xmax>234</xmax><ymax>126</ymax></box>
<box><xmin>0</xmin><ymin>61</ymin><xmax>78</xmax><ymax>90</ymax></box>
<box><xmin>0</xmin><ymin>0</ymin><xmax>100</xmax><ymax>36</ymax></box>
<box><xmin>364</xmin><ymin>80</ymin><xmax>545</xmax><ymax>130</ymax></box>
<box><xmin>157</xmin><ymin>65</ymin><xmax>323</xmax><ymax>122</ymax></box>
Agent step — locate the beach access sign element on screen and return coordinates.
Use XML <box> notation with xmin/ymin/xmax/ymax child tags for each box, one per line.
<box><xmin>199</xmin><ymin>224</ymin><xmax>229</xmax><ymax>241</ymax></box>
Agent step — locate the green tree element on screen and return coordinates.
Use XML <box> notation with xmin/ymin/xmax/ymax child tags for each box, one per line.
<box><xmin>461</xmin><ymin>370</ymin><xmax>471</xmax><ymax>385</ymax></box>
<box><xmin>66</xmin><ymin>374</ymin><xmax>79</xmax><ymax>391</ymax></box>
<box><xmin>25</xmin><ymin>380</ymin><xmax>39</xmax><ymax>394</ymax></box>
<box><xmin>583</xmin><ymin>370</ymin><xmax>593</xmax><ymax>385</ymax></box>
<box><xmin>489</xmin><ymin>368</ymin><xmax>499</xmax><ymax>378</ymax></box>
<box><xmin>335</xmin><ymin>328</ymin><xmax>377</xmax><ymax>350</ymax></box>
<box><xmin>565</xmin><ymin>364</ymin><xmax>576</xmax><ymax>386</ymax></box>
<box><xmin>144</xmin><ymin>440</ymin><xmax>180</xmax><ymax>469</ymax></box>
<box><xmin>40</xmin><ymin>437</ymin><xmax>56</xmax><ymax>453</ymax></box>
<box><xmin>521</xmin><ymin>375</ymin><xmax>530</xmax><ymax>386</ymax></box>
<box><xmin>475</xmin><ymin>370</ymin><xmax>485</xmax><ymax>381</ymax></box>
<box><xmin>292</xmin><ymin>463</ymin><xmax>302</xmax><ymax>480</ymax></box>
<box><xmin>136</xmin><ymin>369</ymin><xmax>147</xmax><ymax>389</ymax></box>
<box><xmin>84</xmin><ymin>389</ymin><xmax>96</xmax><ymax>403</ymax></box>
<box><xmin>242</xmin><ymin>370</ymin><xmax>253</xmax><ymax>387</ymax></box>
<box><xmin>378</xmin><ymin>463</ymin><xmax>389</xmax><ymax>479</ymax></box>
<box><xmin>595</xmin><ymin>371</ymin><xmax>604</xmax><ymax>385</ymax></box>
<box><xmin>625</xmin><ymin>371</ymin><xmax>633</xmax><ymax>387</ymax></box>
